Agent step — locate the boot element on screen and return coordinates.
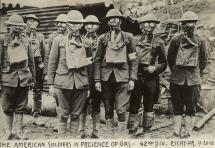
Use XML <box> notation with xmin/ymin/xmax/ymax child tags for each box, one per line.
<box><xmin>58</xmin><ymin>119</ymin><xmax>67</xmax><ymax>136</ymax></box>
<box><xmin>127</xmin><ymin>113</ymin><xmax>139</xmax><ymax>135</ymax></box>
<box><xmin>14</xmin><ymin>113</ymin><xmax>28</xmax><ymax>140</ymax></box>
<box><xmin>77</xmin><ymin>113</ymin><xmax>87</xmax><ymax>139</ymax></box>
<box><xmin>142</xmin><ymin>112</ymin><xmax>154</xmax><ymax>138</ymax></box>
<box><xmin>3</xmin><ymin>114</ymin><xmax>13</xmax><ymax>140</ymax></box>
<box><xmin>105</xmin><ymin>118</ymin><xmax>114</xmax><ymax>133</ymax></box>
<box><xmin>32</xmin><ymin>112</ymin><xmax>45</xmax><ymax>127</ymax></box>
<box><xmin>118</xmin><ymin>121</ymin><xmax>128</xmax><ymax>138</ymax></box>
<box><xmin>91</xmin><ymin>113</ymin><xmax>101</xmax><ymax>138</ymax></box>
<box><xmin>173</xmin><ymin>115</ymin><xmax>182</xmax><ymax>137</ymax></box>
<box><xmin>69</xmin><ymin>115</ymin><xmax>80</xmax><ymax>138</ymax></box>
<box><xmin>184</xmin><ymin>115</ymin><xmax>193</xmax><ymax>138</ymax></box>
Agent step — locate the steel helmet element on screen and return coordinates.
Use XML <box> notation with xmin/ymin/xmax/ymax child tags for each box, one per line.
<box><xmin>5</xmin><ymin>14</ymin><xmax>26</xmax><ymax>26</ymax></box>
<box><xmin>138</xmin><ymin>13</ymin><xmax>160</xmax><ymax>24</ymax></box>
<box><xmin>85</xmin><ymin>15</ymin><xmax>101</xmax><ymax>24</ymax></box>
<box><xmin>25</xmin><ymin>14</ymin><xmax>40</xmax><ymax>23</ymax></box>
<box><xmin>104</xmin><ymin>9</ymin><xmax>124</xmax><ymax>20</ymax></box>
<box><xmin>67</xmin><ymin>10</ymin><xmax>85</xmax><ymax>23</ymax></box>
<box><xmin>180</xmin><ymin>11</ymin><xmax>199</xmax><ymax>22</ymax></box>
<box><xmin>54</xmin><ymin>14</ymin><xmax>67</xmax><ymax>22</ymax></box>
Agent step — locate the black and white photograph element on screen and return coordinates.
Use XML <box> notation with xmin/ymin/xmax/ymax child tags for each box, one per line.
<box><xmin>0</xmin><ymin>0</ymin><xmax>215</xmax><ymax>147</ymax></box>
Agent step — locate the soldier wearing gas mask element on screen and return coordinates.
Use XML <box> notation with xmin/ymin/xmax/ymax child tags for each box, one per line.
<box><xmin>45</xmin><ymin>14</ymin><xmax>68</xmax><ymax>77</ymax></box>
<box><xmin>44</xmin><ymin>14</ymin><xmax>68</xmax><ymax>131</ymax></box>
<box><xmin>128</xmin><ymin>14</ymin><xmax>167</xmax><ymax>137</ymax></box>
<box><xmin>167</xmin><ymin>11</ymin><xmax>208</xmax><ymax>138</ymax></box>
<box><xmin>94</xmin><ymin>9</ymin><xmax>138</xmax><ymax>137</ymax></box>
<box><xmin>47</xmin><ymin>10</ymin><xmax>92</xmax><ymax>137</ymax></box>
<box><xmin>79</xmin><ymin>15</ymin><xmax>101</xmax><ymax>138</ymax></box>
<box><xmin>25</xmin><ymin>14</ymin><xmax>45</xmax><ymax>123</ymax></box>
<box><xmin>0</xmin><ymin>14</ymin><xmax>35</xmax><ymax>140</ymax></box>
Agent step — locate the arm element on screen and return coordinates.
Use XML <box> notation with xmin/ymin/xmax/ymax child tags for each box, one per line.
<box><xmin>94</xmin><ymin>35</ymin><xmax>105</xmax><ymax>82</ymax></box>
<box><xmin>85</xmin><ymin>45</ymin><xmax>93</xmax><ymax>85</ymax></box>
<box><xmin>44</xmin><ymin>35</ymin><xmax>53</xmax><ymax>75</ymax></box>
<box><xmin>47</xmin><ymin>37</ymin><xmax>60</xmax><ymax>85</ymax></box>
<box><xmin>0</xmin><ymin>38</ymin><xmax>3</xmax><ymax>87</ymax></box>
<box><xmin>155</xmin><ymin>39</ymin><xmax>167</xmax><ymax>74</ymax></box>
<box><xmin>127</xmin><ymin>33</ymin><xmax>138</xmax><ymax>81</ymax></box>
<box><xmin>28</xmin><ymin>41</ymin><xmax>36</xmax><ymax>83</ymax></box>
<box><xmin>40</xmin><ymin>34</ymin><xmax>46</xmax><ymax>63</ymax></box>
<box><xmin>199</xmin><ymin>38</ymin><xmax>208</xmax><ymax>75</ymax></box>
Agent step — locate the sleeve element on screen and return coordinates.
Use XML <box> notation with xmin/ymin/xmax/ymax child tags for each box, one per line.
<box><xmin>199</xmin><ymin>38</ymin><xmax>208</xmax><ymax>75</ymax></box>
<box><xmin>167</xmin><ymin>36</ymin><xmax>179</xmax><ymax>71</ymax></box>
<box><xmin>28</xmin><ymin>41</ymin><xmax>36</xmax><ymax>83</ymax></box>
<box><xmin>85</xmin><ymin>46</ymin><xmax>94</xmax><ymax>85</ymax></box>
<box><xmin>0</xmin><ymin>38</ymin><xmax>3</xmax><ymax>85</ymax></box>
<box><xmin>127</xmin><ymin>33</ymin><xmax>138</xmax><ymax>81</ymax></box>
<box><xmin>44</xmin><ymin>35</ymin><xmax>53</xmax><ymax>75</ymax></box>
<box><xmin>155</xmin><ymin>39</ymin><xmax>167</xmax><ymax>74</ymax></box>
<box><xmin>47</xmin><ymin>37</ymin><xmax>60</xmax><ymax>85</ymax></box>
<box><xmin>94</xmin><ymin>35</ymin><xmax>105</xmax><ymax>82</ymax></box>
<box><xmin>40</xmin><ymin>34</ymin><xmax>46</xmax><ymax>62</ymax></box>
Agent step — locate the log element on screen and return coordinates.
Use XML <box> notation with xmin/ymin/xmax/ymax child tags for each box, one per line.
<box><xmin>193</xmin><ymin>107</ymin><xmax>215</xmax><ymax>131</ymax></box>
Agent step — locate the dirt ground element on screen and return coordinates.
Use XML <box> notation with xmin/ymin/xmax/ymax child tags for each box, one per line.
<box><xmin>1</xmin><ymin>0</ymin><xmax>215</xmax><ymax>140</ymax></box>
<box><xmin>1</xmin><ymin>97</ymin><xmax>215</xmax><ymax>140</ymax></box>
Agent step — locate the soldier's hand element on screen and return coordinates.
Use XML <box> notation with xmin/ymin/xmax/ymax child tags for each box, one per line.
<box><xmin>146</xmin><ymin>66</ymin><xmax>156</xmax><ymax>73</ymax></box>
<box><xmin>95</xmin><ymin>82</ymin><xmax>102</xmax><ymax>92</ymax></box>
<box><xmin>128</xmin><ymin>80</ymin><xmax>134</xmax><ymax>91</ymax></box>
<box><xmin>29</xmin><ymin>82</ymin><xmax>35</xmax><ymax>90</ymax></box>
<box><xmin>44</xmin><ymin>75</ymin><xmax>48</xmax><ymax>81</ymax></box>
<box><xmin>87</xmin><ymin>89</ymin><xmax>90</xmax><ymax>98</ymax></box>
<box><xmin>49</xmin><ymin>85</ymin><xmax>55</xmax><ymax>96</ymax></box>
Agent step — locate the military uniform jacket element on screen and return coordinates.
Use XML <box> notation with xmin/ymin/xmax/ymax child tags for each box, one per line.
<box><xmin>44</xmin><ymin>32</ymin><xmax>67</xmax><ymax>75</ymax></box>
<box><xmin>94</xmin><ymin>31</ymin><xmax>138</xmax><ymax>82</ymax></box>
<box><xmin>167</xmin><ymin>33</ymin><xmax>208</xmax><ymax>86</ymax></box>
<box><xmin>27</xmin><ymin>31</ymin><xmax>46</xmax><ymax>63</ymax></box>
<box><xmin>47</xmin><ymin>35</ymin><xmax>92</xmax><ymax>90</ymax></box>
<box><xmin>0</xmin><ymin>34</ymin><xmax>35</xmax><ymax>87</ymax></box>
<box><xmin>135</xmin><ymin>35</ymin><xmax>167</xmax><ymax>80</ymax></box>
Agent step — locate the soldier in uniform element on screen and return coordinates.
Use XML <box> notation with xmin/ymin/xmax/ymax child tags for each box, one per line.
<box><xmin>94</xmin><ymin>9</ymin><xmax>138</xmax><ymax>137</ymax></box>
<box><xmin>44</xmin><ymin>14</ymin><xmax>68</xmax><ymax>131</ymax></box>
<box><xmin>45</xmin><ymin>14</ymin><xmax>68</xmax><ymax>76</ymax></box>
<box><xmin>25</xmin><ymin>14</ymin><xmax>46</xmax><ymax>122</ymax></box>
<box><xmin>128</xmin><ymin>14</ymin><xmax>167</xmax><ymax>137</ymax></box>
<box><xmin>47</xmin><ymin>10</ymin><xmax>92</xmax><ymax>136</ymax></box>
<box><xmin>79</xmin><ymin>15</ymin><xmax>101</xmax><ymax>138</ymax></box>
<box><xmin>0</xmin><ymin>14</ymin><xmax>35</xmax><ymax>140</ymax></box>
<box><xmin>167</xmin><ymin>11</ymin><xmax>208</xmax><ymax>138</ymax></box>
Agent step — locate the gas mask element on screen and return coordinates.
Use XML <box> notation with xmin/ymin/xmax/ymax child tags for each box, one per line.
<box><xmin>139</xmin><ymin>22</ymin><xmax>157</xmax><ymax>35</ymax></box>
<box><xmin>56</xmin><ymin>22</ymin><xmax>67</xmax><ymax>34</ymax></box>
<box><xmin>85</xmin><ymin>23</ymin><xmax>99</xmax><ymax>34</ymax></box>
<box><xmin>67</xmin><ymin>22</ymin><xmax>83</xmax><ymax>34</ymax></box>
<box><xmin>108</xmin><ymin>17</ymin><xmax>121</xmax><ymax>31</ymax></box>
<box><xmin>181</xmin><ymin>21</ymin><xmax>196</xmax><ymax>35</ymax></box>
<box><xmin>9</xmin><ymin>25</ymin><xmax>24</xmax><ymax>46</ymax></box>
<box><xmin>26</xmin><ymin>18</ymin><xmax>39</xmax><ymax>30</ymax></box>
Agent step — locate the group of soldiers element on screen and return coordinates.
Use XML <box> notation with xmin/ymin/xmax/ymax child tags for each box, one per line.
<box><xmin>0</xmin><ymin>8</ymin><xmax>208</xmax><ymax>140</ymax></box>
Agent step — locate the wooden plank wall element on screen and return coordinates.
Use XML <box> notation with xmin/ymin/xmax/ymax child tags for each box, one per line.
<box><xmin>7</xmin><ymin>5</ymin><xmax>70</xmax><ymax>38</ymax></box>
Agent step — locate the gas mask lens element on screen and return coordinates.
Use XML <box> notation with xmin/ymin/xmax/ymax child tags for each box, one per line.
<box><xmin>109</xmin><ymin>18</ymin><xmax>120</xmax><ymax>23</ymax></box>
<box><xmin>86</xmin><ymin>24</ymin><xmax>98</xmax><ymax>29</ymax></box>
<box><xmin>57</xmin><ymin>22</ymin><xmax>67</xmax><ymax>27</ymax></box>
<box><xmin>144</xmin><ymin>22</ymin><xmax>156</xmax><ymax>27</ymax></box>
